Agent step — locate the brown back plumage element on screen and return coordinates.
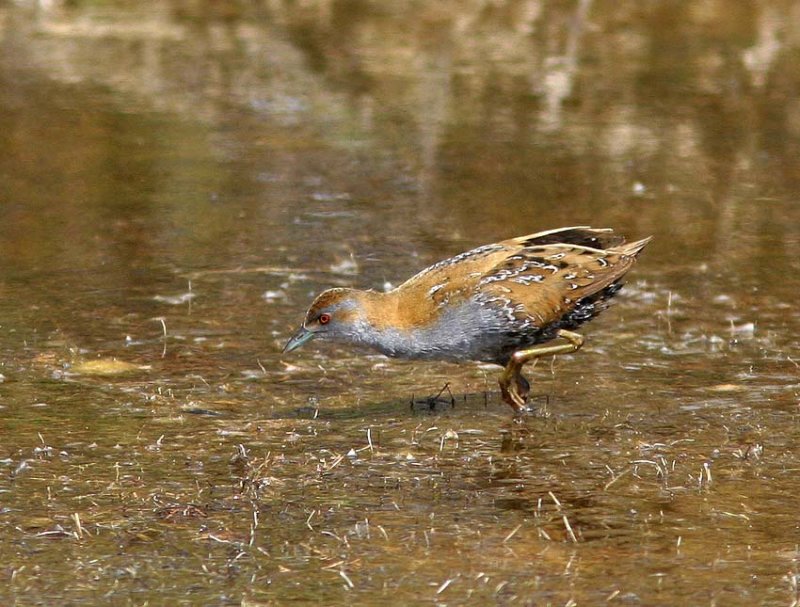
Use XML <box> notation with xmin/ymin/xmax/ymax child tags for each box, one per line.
<box><xmin>384</xmin><ymin>227</ymin><xmax>650</xmax><ymax>330</ymax></box>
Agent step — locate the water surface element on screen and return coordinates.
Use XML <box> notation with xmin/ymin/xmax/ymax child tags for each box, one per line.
<box><xmin>1</xmin><ymin>1</ymin><xmax>800</xmax><ymax>605</ymax></box>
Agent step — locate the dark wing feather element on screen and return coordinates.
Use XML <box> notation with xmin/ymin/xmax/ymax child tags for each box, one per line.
<box><xmin>508</xmin><ymin>226</ymin><xmax>626</xmax><ymax>250</ymax></box>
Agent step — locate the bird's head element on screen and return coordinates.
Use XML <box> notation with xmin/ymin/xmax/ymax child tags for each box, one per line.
<box><xmin>282</xmin><ymin>288</ymin><xmax>366</xmax><ymax>353</ymax></box>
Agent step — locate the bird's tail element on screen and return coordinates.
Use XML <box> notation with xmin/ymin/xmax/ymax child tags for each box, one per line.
<box><xmin>616</xmin><ymin>236</ymin><xmax>652</xmax><ymax>258</ymax></box>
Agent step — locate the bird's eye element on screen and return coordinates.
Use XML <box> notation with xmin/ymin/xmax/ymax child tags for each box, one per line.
<box><xmin>318</xmin><ymin>313</ymin><xmax>331</xmax><ymax>325</ymax></box>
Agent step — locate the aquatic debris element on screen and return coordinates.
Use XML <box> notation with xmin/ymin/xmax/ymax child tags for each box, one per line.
<box><xmin>153</xmin><ymin>292</ymin><xmax>195</xmax><ymax>305</ymax></box>
<box><xmin>262</xmin><ymin>290</ymin><xmax>286</xmax><ymax>301</ymax></box>
<box><xmin>11</xmin><ymin>459</ymin><xmax>32</xmax><ymax>477</ymax></box>
<box><xmin>733</xmin><ymin>443</ymin><xmax>763</xmax><ymax>460</ymax></box>
<box><xmin>707</xmin><ymin>383</ymin><xmax>746</xmax><ymax>393</ymax></box>
<box><xmin>436</xmin><ymin>577</ymin><xmax>457</xmax><ymax>594</ymax></box>
<box><xmin>70</xmin><ymin>358</ymin><xmax>151</xmax><ymax>376</ymax></box>
<box><xmin>729</xmin><ymin>321</ymin><xmax>755</xmax><ymax>336</ymax></box>
<box><xmin>329</xmin><ymin>256</ymin><xmax>358</xmax><ymax>274</ymax></box>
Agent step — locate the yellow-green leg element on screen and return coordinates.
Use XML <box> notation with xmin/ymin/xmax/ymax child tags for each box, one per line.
<box><xmin>498</xmin><ymin>330</ymin><xmax>585</xmax><ymax>413</ymax></box>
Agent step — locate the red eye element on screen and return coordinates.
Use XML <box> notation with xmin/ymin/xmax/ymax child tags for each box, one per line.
<box><xmin>318</xmin><ymin>313</ymin><xmax>331</xmax><ymax>325</ymax></box>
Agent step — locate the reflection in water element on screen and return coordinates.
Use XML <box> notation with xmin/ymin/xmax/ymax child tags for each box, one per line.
<box><xmin>744</xmin><ymin>5</ymin><xmax>784</xmax><ymax>88</ymax></box>
<box><xmin>536</xmin><ymin>0</ymin><xmax>592</xmax><ymax>132</ymax></box>
<box><xmin>1</xmin><ymin>1</ymin><xmax>800</xmax><ymax>605</ymax></box>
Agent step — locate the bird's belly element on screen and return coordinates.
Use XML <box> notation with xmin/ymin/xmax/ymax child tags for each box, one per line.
<box><xmin>366</xmin><ymin>301</ymin><xmax>553</xmax><ymax>365</ymax></box>
<box><xmin>377</xmin><ymin>329</ymin><xmax>551</xmax><ymax>365</ymax></box>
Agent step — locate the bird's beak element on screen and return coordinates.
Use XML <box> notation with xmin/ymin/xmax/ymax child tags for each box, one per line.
<box><xmin>283</xmin><ymin>326</ymin><xmax>315</xmax><ymax>354</ymax></box>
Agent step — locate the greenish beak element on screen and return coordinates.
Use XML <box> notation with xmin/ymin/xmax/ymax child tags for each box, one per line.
<box><xmin>283</xmin><ymin>326</ymin><xmax>315</xmax><ymax>353</ymax></box>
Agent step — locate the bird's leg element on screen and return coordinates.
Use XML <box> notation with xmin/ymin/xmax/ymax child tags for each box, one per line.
<box><xmin>498</xmin><ymin>330</ymin><xmax>585</xmax><ymax>413</ymax></box>
<box><xmin>515</xmin><ymin>373</ymin><xmax>530</xmax><ymax>402</ymax></box>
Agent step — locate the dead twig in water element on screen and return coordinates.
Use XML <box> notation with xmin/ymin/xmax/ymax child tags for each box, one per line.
<box><xmin>562</xmin><ymin>514</ymin><xmax>578</xmax><ymax>543</ymax></box>
<box><xmin>503</xmin><ymin>524</ymin><xmax>522</xmax><ymax>543</ymax></box>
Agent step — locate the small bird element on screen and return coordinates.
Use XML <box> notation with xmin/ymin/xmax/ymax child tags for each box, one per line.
<box><xmin>284</xmin><ymin>226</ymin><xmax>650</xmax><ymax>413</ymax></box>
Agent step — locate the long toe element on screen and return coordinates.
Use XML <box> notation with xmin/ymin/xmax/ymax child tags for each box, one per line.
<box><xmin>499</xmin><ymin>380</ymin><xmax>528</xmax><ymax>413</ymax></box>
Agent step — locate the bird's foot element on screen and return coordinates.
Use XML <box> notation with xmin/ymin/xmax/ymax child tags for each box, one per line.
<box><xmin>499</xmin><ymin>374</ymin><xmax>529</xmax><ymax>414</ymax></box>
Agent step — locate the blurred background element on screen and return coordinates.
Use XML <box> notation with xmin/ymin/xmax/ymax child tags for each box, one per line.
<box><xmin>1</xmin><ymin>1</ymin><xmax>799</xmax><ymax>604</ymax></box>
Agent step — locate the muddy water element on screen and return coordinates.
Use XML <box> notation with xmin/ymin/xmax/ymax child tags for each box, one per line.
<box><xmin>1</xmin><ymin>1</ymin><xmax>799</xmax><ymax>605</ymax></box>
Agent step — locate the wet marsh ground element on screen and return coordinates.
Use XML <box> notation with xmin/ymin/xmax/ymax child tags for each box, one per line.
<box><xmin>2</xmin><ymin>1</ymin><xmax>800</xmax><ymax>605</ymax></box>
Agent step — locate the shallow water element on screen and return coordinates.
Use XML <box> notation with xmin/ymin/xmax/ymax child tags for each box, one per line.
<box><xmin>1</xmin><ymin>1</ymin><xmax>800</xmax><ymax>605</ymax></box>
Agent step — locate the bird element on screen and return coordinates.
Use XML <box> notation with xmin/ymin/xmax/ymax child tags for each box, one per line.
<box><xmin>283</xmin><ymin>226</ymin><xmax>651</xmax><ymax>413</ymax></box>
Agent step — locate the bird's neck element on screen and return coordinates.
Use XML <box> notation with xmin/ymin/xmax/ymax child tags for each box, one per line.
<box><xmin>350</xmin><ymin>289</ymin><xmax>400</xmax><ymax>332</ymax></box>
<box><xmin>357</xmin><ymin>283</ymin><xmax>442</xmax><ymax>332</ymax></box>
<box><xmin>343</xmin><ymin>289</ymin><xmax>427</xmax><ymax>358</ymax></box>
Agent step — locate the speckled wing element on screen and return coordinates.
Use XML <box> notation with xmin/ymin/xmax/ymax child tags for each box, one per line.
<box><xmin>476</xmin><ymin>231</ymin><xmax>650</xmax><ymax>329</ymax></box>
<box><xmin>396</xmin><ymin>242</ymin><xmax>512</xmax><ymax>305</ymax></box>
<box><xmin>392</xmin><ymin>227</ymin><xmax>647</xmax><ymax>331</ymax></box>
<box><xmin>398</xmin><ymin>227</ymin><xmax>618</xmax><ymax>299</ymax></box>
